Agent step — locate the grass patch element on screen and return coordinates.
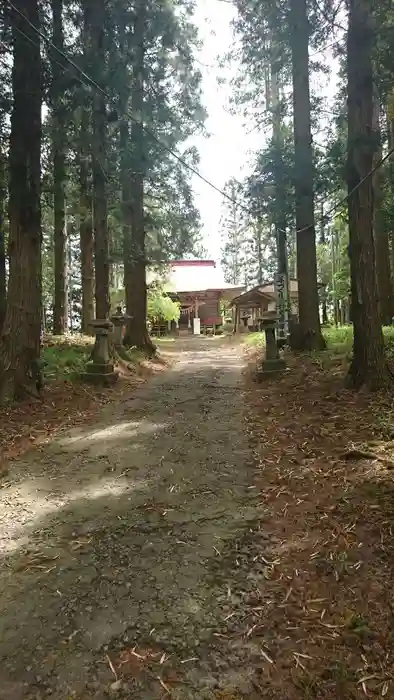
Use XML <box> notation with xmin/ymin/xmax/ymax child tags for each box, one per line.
<box><xmin>323</xmin><ymin>324</ymin><xmax>394</xmax><ymax>357</ymax></box>
<box><xmin>42</xmin><ymin>335</ymin><xmax>93</xmax><ymax>380</ymax></box>
<box><xmin>41</xmin><ymin>333</ymin><xmax>158</xmax><ymax>382</ymax></box>
<box><xmin>243</xmin><ymin>331</ymin><xmax>265</xmax><ymax>347</ymax></box>
<box><xmin>323</xmin><ymin>325</ymin><xmax>353</xmax><ymax>355</ymax></box>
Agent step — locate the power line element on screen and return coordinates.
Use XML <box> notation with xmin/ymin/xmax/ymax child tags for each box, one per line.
<box><xmin>5</xmin><ymin>0</ymin><xmax>392</xmax><ymax>243</ymax></box>
<box><xmin>5</xmin><ymin>0</ymin><xmax>254</xmax><ymax>217</ymax></box>
<box><xmin>323</xmin><ymin>145</ymin><xmax>394</xmax><ymax>228</ymax></box>
<box><xmin>289</xmin><ymin>145</ymin><xmax>394</xmax><ymax>236</ymax></box>
<box><xmin>5</xmin><ymin>0</ymin><xmax>343</xmax><ymax>226</ymax></box>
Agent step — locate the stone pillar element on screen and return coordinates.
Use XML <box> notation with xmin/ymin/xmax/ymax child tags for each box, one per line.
<box><xmin>110</xmin><ymin>313</ymin><xmax>132</xmax><ymax>348</ymax></box>
<box><xmin>82</xmin><ymin>319</ymin><xmax>118</xmax><ymax>385</ymax></box>
<box><xmin>257</xmin><ymin>319</ymin><xmax>286</xmax><ymax>380</ymax></box>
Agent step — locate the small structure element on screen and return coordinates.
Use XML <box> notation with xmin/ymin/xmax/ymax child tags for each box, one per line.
<box><xmin>110</xmin><ymin>259</ymin><xmax>245</xmax><ymax>335</ymax></box>
<box><xmin>82</xmin><ymin>319</ymin><xmax>118</xmax><ymax>385</ymax></box>
<box><xmin>230</xmin><ymin>279</ymin><xmax>299</xmax><ymax>333</ymax></box>
<box><xmin>257</xmin><ymin>319</ymin><xmax>286</xmax><ymax>379</ymax></box>
<box><xmin>163</xmin><ymin>260</ymin><xmax>245</xmax><ymax>334</ymax></box>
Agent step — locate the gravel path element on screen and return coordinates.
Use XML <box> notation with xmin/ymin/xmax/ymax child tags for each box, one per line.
<box><xmin>0</xmin><ymin>337</ymin><xmax>264</xmax><ymax>700</ymax></box>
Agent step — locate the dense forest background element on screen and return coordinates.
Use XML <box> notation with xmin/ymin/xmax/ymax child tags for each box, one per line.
<box><xmin>0</xmin><ymin>0</ymin><xmax>393</xmax><ymax>400</ymax></box>
<box><xmin>0</xmin><ymin>0</ymin><xmax>207</xmax><ymax>400</ymax></box>
<box><xmin>219</xmin><ymin>0</ymin><xmax>394</xmax><ymax>386</ymax></box>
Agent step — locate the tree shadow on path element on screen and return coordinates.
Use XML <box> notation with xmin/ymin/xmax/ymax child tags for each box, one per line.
<box><xmin>0</xmin><ymin>339</ymin><xmax>262</xmax><ymax>700</ymax></box>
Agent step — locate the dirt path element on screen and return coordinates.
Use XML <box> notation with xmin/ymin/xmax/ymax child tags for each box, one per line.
<box><xmin>0</xmin><ymin>337</ymin><xmax>263</xmax><ymax>700</ymax></box>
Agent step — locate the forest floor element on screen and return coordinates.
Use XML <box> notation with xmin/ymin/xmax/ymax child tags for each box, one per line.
<box><xmin>0</xmin><ymin>334</ymin><xmax>167</xmax><ymax>470</ymax></box>
<box><xmin>1</xmin><ymin>333</ymin><xmax>394</xmax><ymax>699</ymax></box>
<box><xmin>244</xmin><ymin>336</ymin><xmax>394</xmax><ymax>699</ymax></box>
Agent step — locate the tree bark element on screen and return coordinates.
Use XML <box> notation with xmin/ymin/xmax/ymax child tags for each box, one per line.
<box><xmin>271</xmin><ymin>50</ymin><xmax>289</xmax><ymax>337</ymax></box>
<box><xmin>0</xmin><ymin>148</ymin><xmax>6</xmax><ymax>331</ymax></box>
<box><xmin>118</xmin><ymin>16</ymin><xmax>134</xmax><ymax>342</ymax></box>
<box><xmin>256</xmin><ymin>220</ymin><xmax>263</xmax><ymax>285</ymax></box>
<box><xmin>320</xmin><ymin>209</ymin><xmax>328</xmax><ymax>324</ymax></box>
<box><xmin>271</xmin><ymin>48</ymin><xmax>287</xmax><ymax>279</ymax></box>
<box><xmin>347</xmin><ymin>0</ymin><xmax>389</xmax><ymax>389</ymax></box>
<box><xmin>289</xmin><ymin>0</ymin><xmax>325</xmax><ymax>350</ymax></box>
<box><xmin>83</xmin><ymin>0</ymin><xmax>109</xmax><ymax>321</ymax></box>
<box><xmin>79</xmin><ymin>128</ymin><xmax>94</xmax><ymax>333</ymax></box>
<box><xmin>51</xmin><ymin>0</ymin><xmax>67</xmax><ymax>334</ymax></box>
<box><xmin>123</xmin><ymin>0</ymin><xmax>154</xmax><ymax>352</ymax></box>
<box><xmin>373</xmin><ymin>96</ymin><xmax>393</xmax><ymax>325</ymax></box>
<box><xmin>79</xmin><ymin>11</ymin><xmax>94</xmax><ymax>335</ymax></box>
<box><xmin>0</xmin><ymin>0</ymin><xmax>42</xmax><ymax>402</ymax></box>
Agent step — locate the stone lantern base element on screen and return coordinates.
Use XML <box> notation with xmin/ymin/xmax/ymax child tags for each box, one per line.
<box><xmin>257</xmin><ymin>357</ymin><xmax>287</xmax><ymax>380</ymax></box>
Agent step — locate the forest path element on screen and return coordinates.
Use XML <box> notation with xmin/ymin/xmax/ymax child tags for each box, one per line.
<box><xmin>0</xmin><ymin>336</ymin><xmax>265</xmax><ymax>700</ymax></box>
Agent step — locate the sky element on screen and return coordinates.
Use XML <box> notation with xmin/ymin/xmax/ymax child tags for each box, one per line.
<box><xmin>188</xmin><ymin>0</ymin><xmax>340</xmax><ymax>263</ymax></box>
<box><xmin>188</xmin><ymin>0</ymin><xmax>261</xmax><ymax>261</ymax></box>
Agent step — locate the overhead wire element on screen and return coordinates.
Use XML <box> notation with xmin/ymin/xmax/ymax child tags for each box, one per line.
<box><xmin>5</xmin><ymin>0</ymin><xmax>254</xmax><ymax>216</ymax></box>
<box><xmin>295</xmin><ymin>144</ymin><xmax>394</xmax><ymax>235</ymax></box>
<box><xmin>4</xmin><ymin>0</ymin><xmax>394</xmax><ymax>239</ymax></box>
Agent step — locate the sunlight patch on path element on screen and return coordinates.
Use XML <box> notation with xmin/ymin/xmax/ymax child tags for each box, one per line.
<box><xmin>58</xmin><ymin>419</ymin><xmax>168</xmax><ymax>448</ymax></box>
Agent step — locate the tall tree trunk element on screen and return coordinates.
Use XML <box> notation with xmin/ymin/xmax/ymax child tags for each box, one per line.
<box><xmin>84</xmin><ymin>0</ymin><xmax>109</xmax><ymax>321</ymax></box>
<box><xmin>331</xmin><ymin>229</ymin><xmax>340</xmax><ymax>325</ymax></box>
<box><xmin>51</xmin><ymin>0</ymin><xmax>67</xmax><ymax>334</ymax></box>
<box><xmin>256</xmin><ymin>219</ymin><xmax>263</xmax><ymax>285</ymax></box>
<box><xmin>387</xmin><ymin>112</ymin><xmax>394</xmax><ymax>303</ymax></box>
<box><xmin>123</xmin><ymin>0</ymin><xmax>154</xmax><ymax>352</ymax></box>
<box><xmin>67</xmin><ymin>217</ymin><xmax>73</xmax><ymax>331</ymax></box>
<box><xmin>79</xmin><ymin>130</ymin><xmax>94</xmax><ymax>333</ymax></box>
<box><xmin>0</xmin><ymin>0</ymin><xmax>42</xmax><ymax>401</ymax></box>
<box><xmin>79</xmin><ymin>13</ymin><xmax>94</xmax><ymax>335</ymax></box>
<box><xmin>271</xmin><ymin>50</ymin><xmax>289</xmax><ymax>338</ymax></box>
<box><xmin>289</xmin><ymin>0</ymin><xmax>325</xmax><ymax>350</ymax></box>
<box><xmin>118</xmin><ymin>17</ymin><xmax>134</xmax><ymax>342</ymax></box>
<box><xmin>373</xmin><ymin>96</ymin><xmax>393</xmax><ymax>325</ymax></box>
<box><xmin>0</xmin><ymin>147</ymin><xmax>6</xmax><ymax>331</ymax></box>
<box><xmin>347</xmin><ymin>0</ymin><xmax>388</xmax><ymax>389</ymax></box>
<box><xmin>320</xmin><ymin>208</ymin><xmax>328</xmax><ymax>324</ymax></box>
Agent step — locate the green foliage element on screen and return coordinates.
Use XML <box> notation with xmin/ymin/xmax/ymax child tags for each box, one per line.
<box><xmin>41</xmin><ymin>333</ymin><xmax>151</xmax><ymax>382</ymax></box>
<box><xmin>41</xmin><ymin>336</ymin><xmax>93</xmax><ymax>379</ymax></box>
<box><xmin>323</xmin><ymin>325</ymin><xmax>394</xmax><ymax>357</ymax></box>
<box><xmin>105</xmin><ymin>0</ymin><xmax>207</xmax><ymax>267</ymax></box>
<box><xmin>147</xmin><ymin>286</ymin><xmax>180</xmax><ymax>323</ymax></box>
<box><xmin>0</xmin><ymin>0</ymin><xmax>207</xmax><ymax>333</ymax></box>
<box><xmin>243</xmin><ymin>331</ymin><xmax>265</xmax><ymax>347</ymax></box>
<box><xmin>220</xmin><ymin>178</ymin><xmax>250</xmax><ymax>285</ymax></box>
<box><xmin>322</xmin><ymin>325</ymin><xmax>353</xmax><ymax>355</ymax></box>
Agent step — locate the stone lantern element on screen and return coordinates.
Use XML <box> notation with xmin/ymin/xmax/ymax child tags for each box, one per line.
<box><xmin>257</xmin><ymin>318</ymin><xmax>286</xmax><ymax>379</ymax></box>
<box><xmin>110</xmin><ymin>312</ymin><xmax>132</xmax><ymax>349</ymax></box>
<box><xmin>82</xmin><ymin>318</ymin><xmax>118</xmax><ymax>385</ymax></box>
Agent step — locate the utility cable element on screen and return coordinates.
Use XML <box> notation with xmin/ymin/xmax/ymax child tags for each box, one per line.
<box><xmin>5</xmin><ymin>0</ymin><xmax>393</xmax><ymax>238</ymax></box>
<box><xmin>5</xmin><ymin>0</ymin><xmax>253</xmax><ymax>216</ymax></box>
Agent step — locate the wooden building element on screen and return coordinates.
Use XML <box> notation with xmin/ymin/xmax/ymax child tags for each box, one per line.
<box><xmin>165</xmin><ymin>260</ymin><xmax>244</xmax><ymax>332</ymax></box>
<box><xmin>231</xmin><ymin>279</ymin><xmax>299</xmax><ymax>332</ymax></box>
<box><xmin>110</xmin><ymin>259</ymin><xmax>245</xmax><ymax>333</ymax></box>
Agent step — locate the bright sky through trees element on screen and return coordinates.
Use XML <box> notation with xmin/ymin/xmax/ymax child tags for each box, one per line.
<box><xmin>190</xmin><ymin>0</ymin><xmax>340</xmax><ymax>260</ymax></box>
